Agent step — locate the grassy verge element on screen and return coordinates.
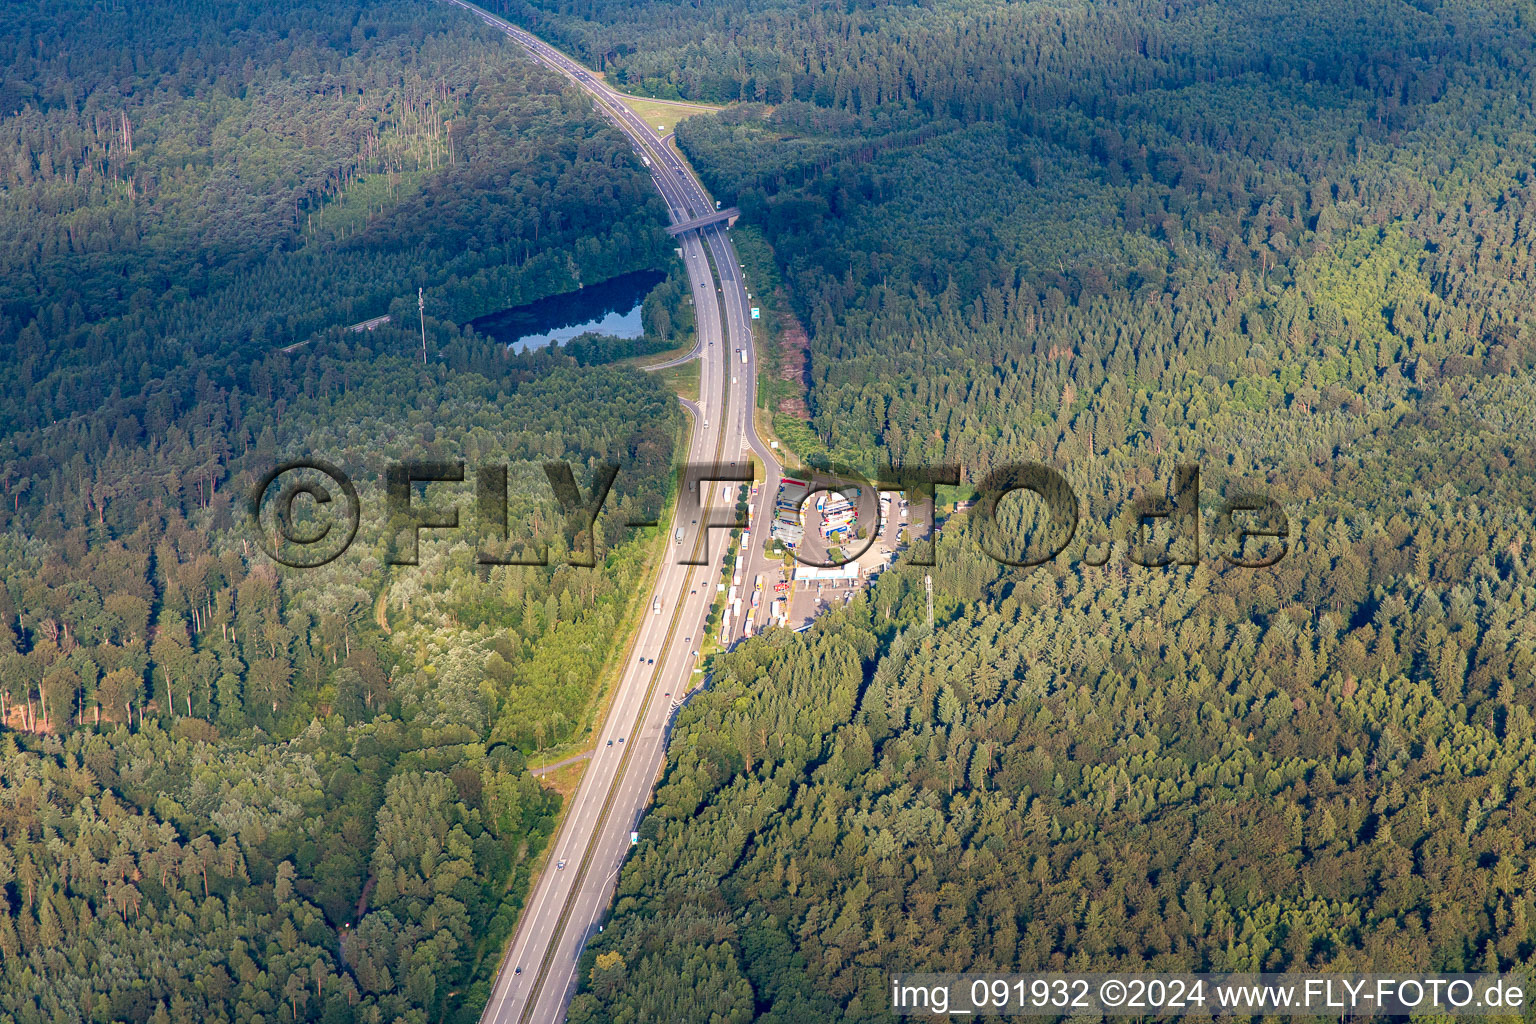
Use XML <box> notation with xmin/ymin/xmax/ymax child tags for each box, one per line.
<box><xmin>615</xmin><ymin>94</ymin><xmax>723</xmax><ymax>134</ymax></box>
<box><xmin>537</xmin><ymin>759</ymin><xmax>590</xmax><ymax>802</ymax></box>
<box><xmin>620</xmin><ymin>341</ymin><xmax>692</xmax><ymax>369</ymax></box>
<box><xmin>754</xmin><ymin>406</ymin><xmax>804</xmax><ymax>473</ymax></box>
<box><xmin>656</xmin><ymin>359</ymin><xmax>700</xmax><ymax>402</ymax></box>
<box><xmin>730</xmin><ymin>226</ymin><xmax>830</xmax><ymax>468</ymax></box>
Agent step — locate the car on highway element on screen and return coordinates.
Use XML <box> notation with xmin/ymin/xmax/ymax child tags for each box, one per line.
<box><xmin>557</xmin><ymin>860</ymin><xmax>566</xmax><ymax>870</ymax></box>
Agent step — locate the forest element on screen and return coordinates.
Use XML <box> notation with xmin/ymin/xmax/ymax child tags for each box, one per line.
<box><xmin>468</xmin><ymin>0</ymin><xmax>1536</xmax><ymax>1020</ymax></box>
<box><xmin>9</xmin><ymin>0</ymin><xmax>1536</xmax><ymax>1020</ymax></box>
<box><xmin>0</xmin><ymin>0</ymin><xmax>687</xmax><ymax>1021</ymax></box>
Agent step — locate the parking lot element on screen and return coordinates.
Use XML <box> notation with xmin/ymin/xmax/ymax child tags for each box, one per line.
<box><xmin>776</xmin><ymin>490</ymin><xmax>909</xmax><ymax>632</ymax></box>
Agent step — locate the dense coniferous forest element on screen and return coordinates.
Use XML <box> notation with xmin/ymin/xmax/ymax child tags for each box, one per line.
<box><xmin>9</xmin><ymin>0</ymin><xmax>1536</xmax><ymax>1021</ymax></box>
<box><xmin>0</xmin><ymin>1</ymin><xmax>687</xmax><ymax>1021</ymax></box>
<box><xmin>467</xmin><ymin>0</ymin><xmax>1536</xmax><ymax>1020</ymax></box>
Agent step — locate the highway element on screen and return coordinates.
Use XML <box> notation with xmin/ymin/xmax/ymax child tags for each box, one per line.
<box><xmin>436</xmin><ymin>2</ymin><xmax>782</xmax><ymax>1021</ymax></box>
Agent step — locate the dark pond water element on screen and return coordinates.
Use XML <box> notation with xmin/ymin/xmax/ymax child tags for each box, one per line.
<box><xmin>470</xmin><ymin>269</ymin><xmax>666</xmax><ymax>353</ymax></box>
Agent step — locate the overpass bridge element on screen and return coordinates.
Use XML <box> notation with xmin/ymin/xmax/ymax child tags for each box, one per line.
<box><xmin>665</xmin><ymin>206</ymin><xmax>740</xmax><ymax>235</ymax></box>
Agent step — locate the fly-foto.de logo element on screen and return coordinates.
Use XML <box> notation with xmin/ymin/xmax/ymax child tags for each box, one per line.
<box><xmin>250</xmin><ymin>460</ymin><xmax>1289</xmax><ymax>570</ymax></box>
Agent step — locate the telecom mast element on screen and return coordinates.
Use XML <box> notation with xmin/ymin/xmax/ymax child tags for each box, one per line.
<box><xmin>418</xmin><ymin>288</ymin><xmax>427</xmax><ymax>363</ymax></box>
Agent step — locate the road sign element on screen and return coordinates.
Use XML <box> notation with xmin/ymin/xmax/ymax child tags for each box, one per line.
<box><xmin>750</xmin><ymin>307</ymin><xmax>760</xmax><ymax>319</ymax></box>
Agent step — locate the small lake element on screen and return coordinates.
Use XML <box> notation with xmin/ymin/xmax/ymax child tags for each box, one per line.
<box><xmin>470</xmin><ymin>269</ymin><xmax>666</xmax><ymax>353</ymax></box>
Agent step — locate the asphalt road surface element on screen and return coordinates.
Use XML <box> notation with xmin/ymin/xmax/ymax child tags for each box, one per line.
<box><xmin>435</xmin><ymin>3</ymin><xmax>783</xmax><ymax>1021</ymax></box>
